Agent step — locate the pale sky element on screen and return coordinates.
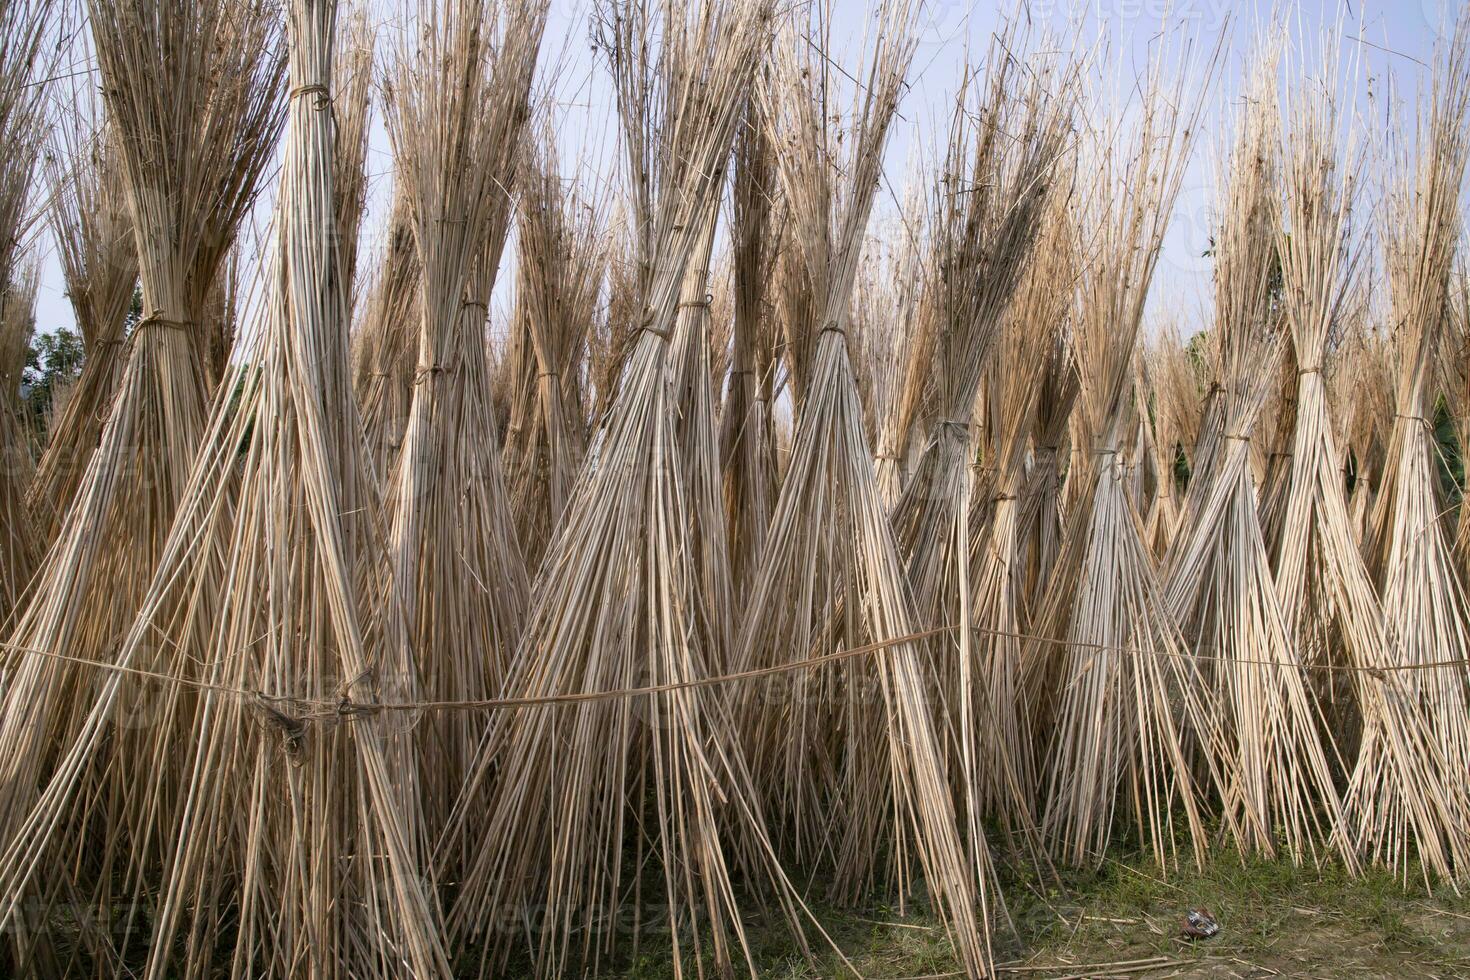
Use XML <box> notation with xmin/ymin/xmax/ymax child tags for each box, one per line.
<box><xmin>25</xmin><ymin>0</ymin><xmax>1465</xmax><ymax>343</ymax></box>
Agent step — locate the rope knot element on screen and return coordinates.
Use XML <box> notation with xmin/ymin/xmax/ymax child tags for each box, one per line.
<box><xmin>637</xmin><ymin>307</ymin><xmax>670</xmax><ymax>341</ymax></box>
<box><xmin>253</xmin><ymin>695</ymin><xmax>307</xmax><ymax>763</ymax></box>
<box><xmin>136</xmin><ymin>313</ymin><xmax>193</xmax><ymax>335</ymax></box>
<box><xmin>289</xmin><ymin>83</ymin><xmax>332</xmax><ymax>111</ymax></box>
<box><xmin>336</xmin><ymin>696</ymin><xmax>380</xmax><ymax>721</ymax></box>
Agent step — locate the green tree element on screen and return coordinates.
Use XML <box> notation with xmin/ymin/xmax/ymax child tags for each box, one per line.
<box><xmin>22</xmin><ymin>327</ymin><xmax>85</xmax><ymax>431</ymax></box>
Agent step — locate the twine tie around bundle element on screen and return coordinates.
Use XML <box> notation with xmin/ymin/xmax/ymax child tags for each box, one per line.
<box><xmin>289</xmin><ymin>83</ymin><xmax>332</xmax><ymax>112</ymax></box>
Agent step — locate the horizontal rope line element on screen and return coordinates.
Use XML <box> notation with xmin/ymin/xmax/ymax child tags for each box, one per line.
<box><xmin>0</xmin><ymin>620</ymin><xmax>1459</xmax><ymax>721</ymax></box>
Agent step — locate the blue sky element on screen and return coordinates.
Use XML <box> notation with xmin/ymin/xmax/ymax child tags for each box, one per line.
<box><xmin>26</xmin><ymin>0</ymin><xmax>1465</xmax><ymax>342</ymax></box>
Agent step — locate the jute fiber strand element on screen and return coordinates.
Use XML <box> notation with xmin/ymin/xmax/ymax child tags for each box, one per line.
<box><xmin>0</xmin><ymin>3</ymin><xmax>285</xmax><ymax>972</ymax></box>
<box><xmin>381</xmin><ymin>0</ymin><xmax>541</xmax><ymax>852</ymax></box>
<box><xmin>1269</xmin><ymin>35</ymin><xmax>1464</xmax><ymax>882</ymax></box>
<box><xmin>1024</xmin><ymin>52</ymin><xmax>1232</xmax><ymax>872</ymax></box>
<box><xmin>1160</xmin><ymin>48</ymin><xmax>1354</xmax><ymax>867</ymax></box>
<box><xmin>735</xmin><ymin>2</ymin><xmax>995</xmax><ymax>974</ymax></box>
<box><xmin>442</xmin><ymin>2</ymin><xmax>813</xmax><ymax>976</ymax></box>
<box><xmin>1362</xmin><ymin>13</ymin><xmax>1470</xmax><ymax>881</ymax></box>
<box><xmin>30</xmin><ymin>103</ymin><xmax>138</xmax><ymax>542</ymax></box>
<box><xmin>891</xmin><ymin>28</ymin><xmax>1073</xmax><ymax>635</ymax></box>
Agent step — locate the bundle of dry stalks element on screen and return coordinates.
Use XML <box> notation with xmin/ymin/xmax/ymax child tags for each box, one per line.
<box><xmin>707</xmin><ymin>248</ymin><xmax>735</xmax><ymax>397</ymax></box>
<box><xmin>0</xmin><ymin>0</ymin><xmax>55</xmax><ymax>633</ymax></box>
<box><xmin>0</xmin><ymin>266</ymin><xmax>38</xmax><ymax>628</ymax></box>
<box><xmin>1124</xmin><ymin>362</ymin><xmax>1155</xmax><ymax>522</ymax></box>
<box><xmin>735</xmin><ymin>3</ymin><xmax>993</xmax><ymax>973</ymax></box>
<box><xmin>891</xmin><ymin>30</ymin><xmax>1073</xmax><ymax>632</ymax></box>
<box><xmin>442</xmin><ymin>2</ymin><xmax>810</xmax><ymax>975</ymax></box>
<box><xmin>721</xmin><ymin>101</ymin><xmax>783</xmax><ymax>595</ymax></box>
<box><xmin>849</xmin><ymin>240</ymin><xmax>890</xmax><ymax>434</ymax></box>
<box><xmin>962</xmin><ymin>197</ymin><xmax>1075</xmax><ymax>843</ymax></box>
<box><xmin>0</xmin><ymin>0</ymin><xmax>285</xmax><ymax>959</ymax></box>
<box><xmin>1161</xmin><ymin>54</ymin><xmax>1353</xmax><ymax>865</ymax></box>
<box><xmin>1447</xmin><ymin>267</ymin><xmax>1470</xmax><ymax>569</ymax></box>
<box><xmin>1015</xmin><ymin>326</ymin><xmax>1079</xmax><ymax>613</ymax></box>
<box><xmin>353</xmin><ymin>187</ymin><xmax>421</xmax><ymax>477</ymax></box>
<box><xmin>30</xmin><ymin>104</ymin><xmax>138</xmax><ymax>541</ymax></box>
<box><xmin>333</xmin><ymin>11</ymin><xmax>373</xmax><ymax>299</ymax></box>
<box><xmin>873</xmin><ymin>215</ymin><xmax>937</xmax><ymax>504</ymax></box>
<box><xmin>504</xmin><ymin>133</ymin><xmax>602</xmax><ymax>568</ymax></box>
<box><xmin>1141</xmin><ymin>324</ymin><xmax>1200</xmax><ymax>555</ymax></box>
<box><xmin>584</xmin><ymin>213</ymin><xmax>639</xmax><ymax>421</ymax></box>
<box><xmin>1024</xmin><ymin>54</ymin><xmax>1227</xmax><ymax>871</ymax></box>
<box><xmin>1446</xmin><ymin>271</ymin><xmax>1470</xmax><ymax>570</ymax></box>
<box><xmin>1361</xmin><ymin>16</ymin><xmax>1470</xmax><ymax>878</ymax></box>
<box><xmin>857</xmin><ymin>205</ymin><xmax>925</xmax><ymax>494</ymax></box>
<box><xmin>1345</xmin><ymin>327</ymin><xmax>1395</xmax><ymax>538</ymax></box>
<box><xmin>888</xmin><ymin>32</ymin><xmax>1075</xmax><ymax>869</ymax></box>
<box><xmin>771</xmin><ymin>210</ymin><xmax>820</xmax><ymax>415</ymax></box>
<box><xmin>1254</xmin><ymin>331</ymin><xmax>1301</xmax><ymax>536</ymax></box>
<box><xmin>1266</xmin><ymin>37</ymin><xmax>1465</xmax><ymax>881</ymax></box>
<box><xmin>0</xmin><ymin>2</ymin><xmax>458</xmax><ymax>976</ymax></box>
<box><xmin>381</xmin><ymin>0</ymin><xmax>542</xmax><ymax>845</ymax></box>
<box><xmin>666</xmin><ymin>197</ymin><xmax>739</xmax><ymax>672</ymax></box>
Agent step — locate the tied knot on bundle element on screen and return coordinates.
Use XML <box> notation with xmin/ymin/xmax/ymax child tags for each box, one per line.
<box><xmin>289</xmin><ymin>82</ymin><xmax>333</xmax><ymax>112</ymax></box>
<box><xmin>413</xmin><ymin>360</ymin><xmax>458</xmax><ymax>385</ymax></box>
<box><xmin>135</xmin><ymin>313</ymin><xmax>194</xmax><ymax>336</ymax></box>
<box><xmin>636</xmin><ymin>306</ymin><xmax>671</xmax><ymax>341</ymax></box>
<box><xmin>252</xmin><ymin>694</ymin><xmax>308</xmax><ymax>764</ymax></box>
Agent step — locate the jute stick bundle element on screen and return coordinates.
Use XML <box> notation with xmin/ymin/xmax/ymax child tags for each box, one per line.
<box><xmin>1269</xmin><ymin>32</ymin><xmax>1466</xmax><ymax>881</ymax></box>
<box><xmin>504</xmin><ymin>133</ymin><xmax>602</xmax><ymax>569</ymax></box>
<box><xmin>736</xmin><ymin>3</ymin><xmax>994</xmax><ymax>973</ymax></box>
<box><xmin>1162</xmin><ymin>50</ymin><xmax>1354</xmax><ymax>865</ymax></box>
<box><xmin>31</xmin><ymin>105</ymin><xmax>138</xmax><ymax>541</ymax></box>
<box><xmin>0</xmin><ymin>4</ymin><xmax>285</xmax><ymax>967</ymax></box>
<box><xmin>0</xmin><ymin>266</ymin><xmax>38</xmax><ymax>627</ymax></box>
<box><xmin>381</xmin><ymin>0</ymin><xmax>543</xmax><ymax>846</ymax></box>
<box><xmin>444</xmin><ymin>3</ymin><xmax>809</xmax><ymax>975</ymax></box>
<box><xmin>353</xmin><ymin>188</ymin><xmax>421</xmax><ymax>478</ymax></box>
<box><xmin>0</xmin><ymin>0</ymin><xmax>56</xmax><ymax>630</ymax></box>
<box><xmin>721</xmin><ymin>100</ymin><xmax>782</xmax><ymax>595</ymax></box>
<box><xmin>1360</xmin><ymin>14</ymin><xmax>1470</xmax><ymax>879</ymax></box>
<box><xmin>962</xmin><ymin>197</ymin><xmax>1075</xmax><ymax>845</ymax></box>
<box><xmin>1026</xmin><ymin>51</ymin><xmax>1230</xmax><ymax>871</ymax></box>
<box><xmin>0</xmin><ymin>2</ymin><xmax>456</xmax><ymax>975</ymax></box>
